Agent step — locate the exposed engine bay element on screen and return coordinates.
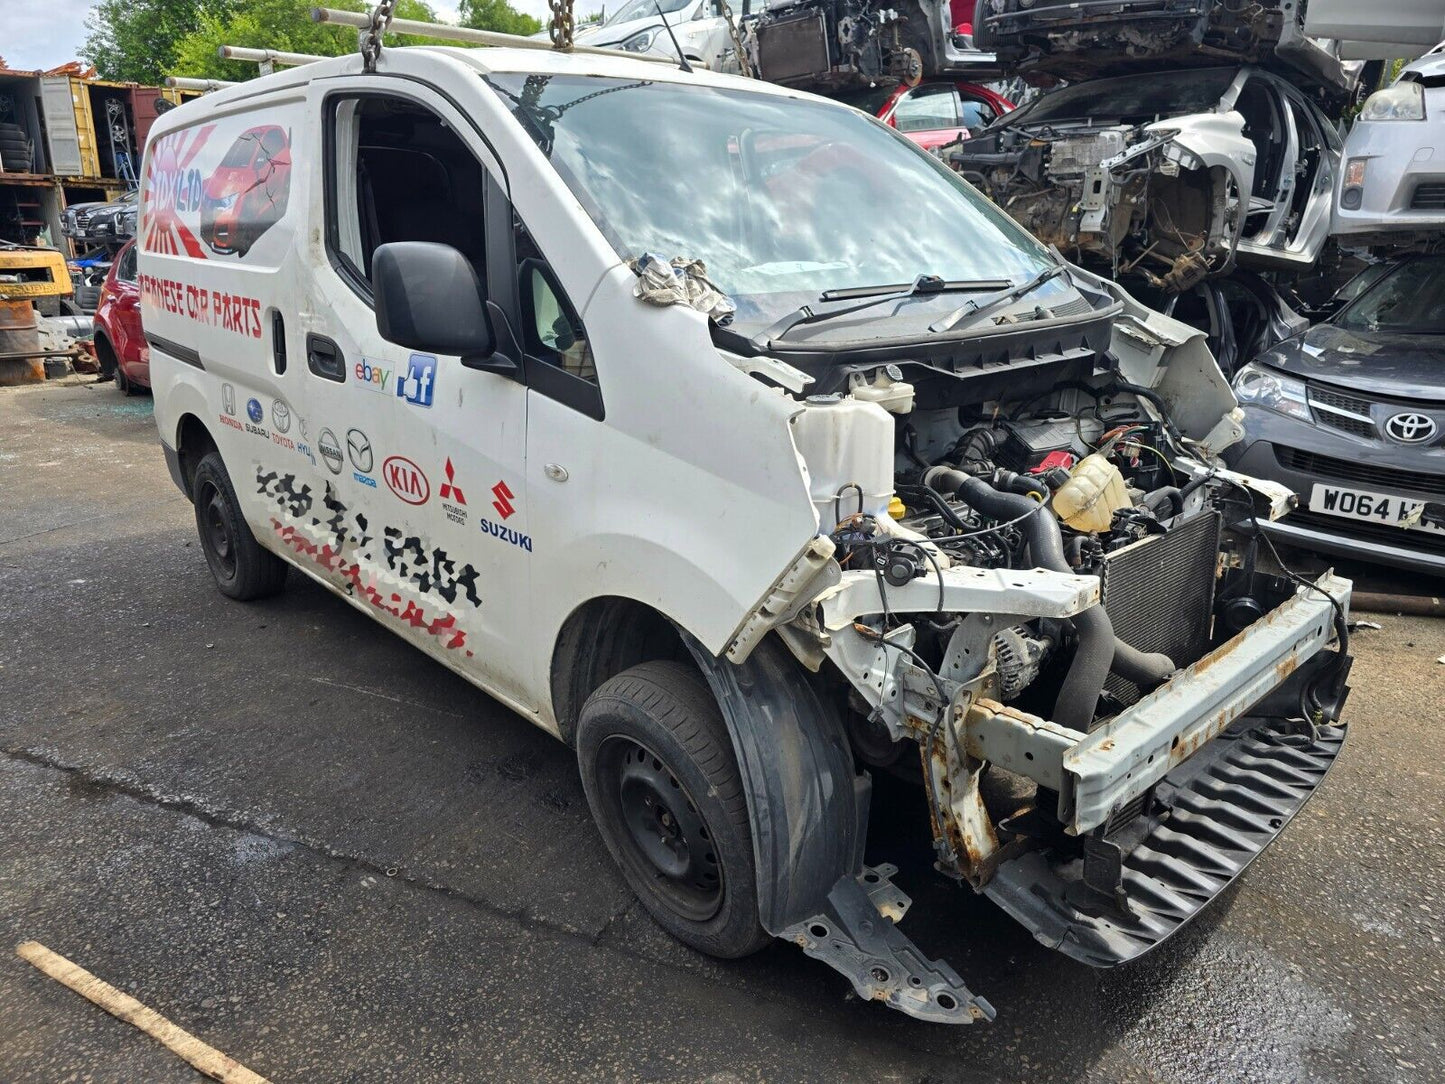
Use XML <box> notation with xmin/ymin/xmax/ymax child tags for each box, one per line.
<box><xmin>726</xmin><ymin>277</ymin><xmax>1353</xmax><ymax>1018</ymax></box>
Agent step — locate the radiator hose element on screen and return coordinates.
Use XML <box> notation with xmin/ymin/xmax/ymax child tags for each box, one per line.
<box><xmin>923</xmin><ymin>466</ymin><xmax>1176</xmax><ymax>729</ymax></box>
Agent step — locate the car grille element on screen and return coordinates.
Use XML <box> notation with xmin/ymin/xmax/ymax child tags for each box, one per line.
<box><xmin>1100</xmin><ymin>510</ymin><xmax>1222</xmax><ymax>706</ymax></box>
<box><xmin>1288</xmin><ymin>509</ymin><xmax>1445</xmax><ymax>557</ymax></box>
<box><xmin>72</xmin><ymin>210</ymin><xmax>92</xmax><ymax>229</ymax></box>
<box><xmin>1276</xmin><ymin>446</ymin><xmax>1445</xmax><ymax>495</ymax></box>
<box><xmin>1307</xmin><ymin>384</ymin><xmax>1376</xmax><ymax>439</ymax></box>
<box><xmin>1411</xmin><ymin>182</ymin><xmax>1445</xmax><ymax>210</ymax></box>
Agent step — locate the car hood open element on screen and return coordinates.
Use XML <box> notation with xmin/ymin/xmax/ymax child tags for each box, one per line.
<box><xmin>1265</xmin><ymin>322</ymin><xmax>1445</xmax><ymax>401</ymax></box>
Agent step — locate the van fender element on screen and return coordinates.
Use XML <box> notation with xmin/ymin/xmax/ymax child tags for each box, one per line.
<box><xmin>683</xmin><ymin>634</ymin><xmax>995</xmax><ymax>1024</ymax></box>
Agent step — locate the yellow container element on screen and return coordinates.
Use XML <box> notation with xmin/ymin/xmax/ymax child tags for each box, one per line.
<box><xmin>1052</xmin><ymin>453</ymin><xmax>1130</xmax><ymax>533</ymax></box>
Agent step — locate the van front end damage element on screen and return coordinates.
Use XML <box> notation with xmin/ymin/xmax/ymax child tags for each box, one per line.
<box><xmin>774</xmin><ymin>558</ymin><xmax>1350</xmax><ymax>1021</ymax></box>
<box><xmin>707</xmin><ymin>272</ymin><xmax>1352</xmax><ymax>1024</ymax></box>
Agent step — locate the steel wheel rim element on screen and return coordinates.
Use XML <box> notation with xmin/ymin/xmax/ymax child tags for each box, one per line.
<box><xmin>198</xmin><ymin>480</ymin><xmax>236</xmax><ymax>578</ymax></box>
<box><xmin>600</xmin><ymin>735</ymin><xmax>723</xmax><ymax>922</ymax></box>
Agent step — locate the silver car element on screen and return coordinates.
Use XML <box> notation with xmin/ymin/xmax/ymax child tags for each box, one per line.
<box><xmin>1334</xmin><ymin>50</ymin><xmax>1445</xmax><ymax>245</ymax></box>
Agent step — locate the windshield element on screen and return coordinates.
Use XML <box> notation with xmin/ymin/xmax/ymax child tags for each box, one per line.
<box><xmin>1003</xmin><ymin>68</ymin><xmax>1236</xmax><ymax>127</ymax></box>
<box><xmin>485</xmin><ymin>74</ymin><xmax>1055</xmax><ymax>330</ymax></box>
<box><xmin>604</xmin><ymin>0</ymin><xmax>691</xmax><ymax>25</ymax></box>
<box><xmin>1336</xmin><ymin>257</ymin><xmax>1445</xmax><ymax>335</ymax></box>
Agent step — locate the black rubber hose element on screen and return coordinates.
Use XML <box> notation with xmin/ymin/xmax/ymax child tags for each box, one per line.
<box><xmin>991</xmin><ymin>469</ymin><xmax>1049</xmax><ymax>500</ymax></box>
<box><xmin>924</xmin><ymin>466</ymin><xmax>1175</xmax><ymax>726</ymax></box>
<box><xmin>1143</xmin><ymin>486</ymin><xmax>1183</xmax><ymax>517</ymax></box>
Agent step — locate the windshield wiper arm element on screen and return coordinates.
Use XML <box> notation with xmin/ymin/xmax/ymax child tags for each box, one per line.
<box><xmin>927</xmin><ymin>265</ymin><xmax>1065</xmax><ymax>335</ymax></box>
<box><xmin>752</xmin><ymin>274</ymin><xmax>1016</xmax><ymax>349</ymax></box>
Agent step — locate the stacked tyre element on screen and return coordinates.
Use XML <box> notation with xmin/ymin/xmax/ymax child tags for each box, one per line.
<box><xmin>0</xmin><ymin>123</ymin><xmax>33</xmax><ymax>173</ymax></box>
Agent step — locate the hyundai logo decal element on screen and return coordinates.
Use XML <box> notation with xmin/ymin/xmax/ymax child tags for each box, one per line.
<box><xmin>1383</xmin><ymin>412</ymin><xmax>1438</xmax><ymax>445</ymax></box>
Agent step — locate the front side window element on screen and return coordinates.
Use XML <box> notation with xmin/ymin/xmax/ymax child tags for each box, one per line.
<box><xmin>325</xmin><ymin>94</ymin><xmax>488</xmax><ymax>293</ymax></box>
<box><xmin>116</xmin><ymin>244</ymin><xmax>137</xmax><ymax>282</ymax></box>
<box><xmin>485</xmin><ymin>73</ymin><xmax>1053</xmax><ymax>332</ymax></box>
<box><xmin>514</xmin><ymin>216</ymin><xmax>597</xmax><ymax>384</ymax></box>
<box><xmin>893</xmin><ymin>85</ymin><xmax>962</xmax><ymax>132</ymax></box>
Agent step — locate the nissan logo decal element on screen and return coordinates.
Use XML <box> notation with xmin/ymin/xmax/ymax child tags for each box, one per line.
<box><xmin>1384</xmin><ymin>412</ymin><xmax>1438</xmax><ymax>445</ymax></box>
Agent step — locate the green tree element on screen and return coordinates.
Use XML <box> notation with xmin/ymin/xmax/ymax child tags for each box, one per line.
<box><xmin>81</xmin><ymin>0</ymin><xmax>231</xmax><ymax>83</ymax></box>
<box><xmin>169</xmin><ymin>0</ymin><xmax>453</xmax><ymax>82</ymax></box>
<box><xmin>459</xmin><ymin>0</ymin><xmax>543</xmax><ymax>38</ymax></box>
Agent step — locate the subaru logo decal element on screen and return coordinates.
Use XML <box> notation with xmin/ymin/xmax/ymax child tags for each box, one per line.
<box><xmin>246</xmin><ymin>398</ymin><xmax>263</xmax><ymax>424</ymax></box>
<box><xmin>1384</xmin><ymin>412</ymin><xmax>1437</xmax><ymax>445</ymax></box>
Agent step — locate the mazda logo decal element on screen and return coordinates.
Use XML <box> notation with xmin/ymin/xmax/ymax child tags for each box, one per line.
<box><xmin>1384</xmin><ymin>412</ymin><xmax>1438</xmax><ymax>445</ymax></box>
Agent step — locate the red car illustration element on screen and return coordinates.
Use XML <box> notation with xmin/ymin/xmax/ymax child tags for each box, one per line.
<box><xmin>200</xmin><ymin>125</ymin><xmax>291</xmax><ymax>258</ymax></box>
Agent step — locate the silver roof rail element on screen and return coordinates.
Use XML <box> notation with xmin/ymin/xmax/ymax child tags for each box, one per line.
<box><xmin>310</xmin><ymin>5</ymin><xmax>676</xmax><ymax>65</ymax></box>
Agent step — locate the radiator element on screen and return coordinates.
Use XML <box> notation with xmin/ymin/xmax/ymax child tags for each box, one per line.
<box><xmin>1099</xmin><ymin>510</ymin><xmax>1222</xmax><ymax>705</ymax></box>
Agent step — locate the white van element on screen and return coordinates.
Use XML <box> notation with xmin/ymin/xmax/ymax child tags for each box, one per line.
<box><xmin>141</xmin><ymin>42</ymin><xmax>1352</xmax><ymax>1024</ymax></box>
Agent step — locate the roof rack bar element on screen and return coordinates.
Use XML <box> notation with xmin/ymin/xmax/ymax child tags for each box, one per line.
<box><xmin>218</xmin><ymin>46</ymin><xmax>330</xmax><ymax>67</ymax></box>
<box><xmin>165</xmin><ymin>76</ymin><xmax>238</xmax><ymax>91</ymax></box>
<box><xmin>309</xmin><ymin>6</ymin><xmax>676</xmax><ymax>65</ymax></box>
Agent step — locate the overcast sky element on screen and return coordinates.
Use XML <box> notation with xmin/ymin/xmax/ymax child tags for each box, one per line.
<box><xmin>4</xmin><ymin>1</ymin><xmax>561</xmax><ymax>72</ymax></box>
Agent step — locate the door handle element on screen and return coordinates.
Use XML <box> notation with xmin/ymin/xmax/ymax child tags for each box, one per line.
<box><xmin>306</xmin><ymin>333</ymin><xmax>345</xmax><ymax>383</ymax></box>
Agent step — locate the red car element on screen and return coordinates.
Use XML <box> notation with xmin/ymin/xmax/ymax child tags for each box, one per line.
<box><xmin>200</xmin><ymin>125</ymin><xmax>292</xmax><ymax>258</ymax></box>
<box><xmin>93</xmin><ymin>240</ymin><xmax>149</xmax><ymax>394</ymax></box>
<box><xmin>840</xmin><ymin>80</ymin><xmax>1014</xmax><ymax>151</ymax></box>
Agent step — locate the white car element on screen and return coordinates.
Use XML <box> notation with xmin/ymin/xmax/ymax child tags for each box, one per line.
<box><xmin>573</xmin><ymin>0</ymin><xmax>746</xmax><ymax>69</ymax></box>
<box><xmin>140</xmin><ymin>41</ymin><xmax>1352</xmax><ymax>1025</ymax></box>
<box><xmin>1334</xmin><ymin>50</ymin><xmax>1445</xmax><ymax>245</ymax></box>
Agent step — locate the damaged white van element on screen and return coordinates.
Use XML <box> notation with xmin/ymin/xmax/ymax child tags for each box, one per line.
<box><xmin>141</xmin><ymin>41</ymin><xmax>1352</xmax><ymax>1024</ymax></box>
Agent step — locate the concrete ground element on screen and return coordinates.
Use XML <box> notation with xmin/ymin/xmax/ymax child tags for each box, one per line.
<box><xmin>1</xmin><ymin>379</ymin><xmax>1441</xmax><ymax>1083</ymax></box>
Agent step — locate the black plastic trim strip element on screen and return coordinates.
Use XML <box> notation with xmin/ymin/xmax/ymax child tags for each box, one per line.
<box><xmin>145</xmin><ymin>332</ymin><xmax>203</xmax><ymax>370</ymax></box>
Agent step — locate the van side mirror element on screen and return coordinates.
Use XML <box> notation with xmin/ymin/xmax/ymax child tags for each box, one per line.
<box><xmin>372</xmin><ymin>241</ymin><xmax>499</xmax><ymax>362</ymax></box>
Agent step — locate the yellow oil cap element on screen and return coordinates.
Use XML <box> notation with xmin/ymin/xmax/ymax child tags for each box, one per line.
<box><xmin>887</xmin><ymin>495</ymin><xmax>907</xmax><ymax>520</ymax></box>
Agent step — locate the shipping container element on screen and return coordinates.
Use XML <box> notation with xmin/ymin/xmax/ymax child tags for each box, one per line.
<box><xmin>39</xmin><ymin>75</ymin><xmax>145</xmax><ymax>183</ymax></box>
<box><xmin>0</xmin><ymin>69</ymin><xmax>50</xmax><ymax>174</ymax></box>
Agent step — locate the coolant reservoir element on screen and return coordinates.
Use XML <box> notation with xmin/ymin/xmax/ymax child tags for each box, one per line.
<box><xmin>1052</xmin><ymin>452</ymin><xmax>1129</xmax><ymax>533</ymax></box>
<box><xmin>790</xmin><ymin>394</ymin><xmax>895</xmax><ymax>528</ymax></box>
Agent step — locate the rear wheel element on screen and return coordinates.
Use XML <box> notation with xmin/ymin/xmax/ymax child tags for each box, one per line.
<box><xmin>576</xmin><ymin>660</ymin><xmax>768</xmax><ymax>959</ymax></box>
<box><xmin>114</xmin><ymin>363</ymin><xmax>133</xmax><ymax>395</ymax></box>
<box><xmin>191</xmin><ymin>451</ymin><xmax>288</xmax><ymax>600</ymax></box>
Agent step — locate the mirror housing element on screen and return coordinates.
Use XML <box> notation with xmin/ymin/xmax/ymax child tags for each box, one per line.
<box><xmin>372</xmin><ymin>241</ymin><xmax>497</xmax><ymax>362</ymax></box>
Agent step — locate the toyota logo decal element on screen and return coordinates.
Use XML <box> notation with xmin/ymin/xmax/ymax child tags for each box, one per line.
<box><xmin>1384</xmin><ymin>412</ymin><xmax>1438</xmax><ymax>445</ymax></box>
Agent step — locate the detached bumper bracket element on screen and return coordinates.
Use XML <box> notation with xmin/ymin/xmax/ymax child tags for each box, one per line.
<box><xmin>782</xmin><ymin>864</ymin><xmax>996</xmax><ymax>1024</ymax></box>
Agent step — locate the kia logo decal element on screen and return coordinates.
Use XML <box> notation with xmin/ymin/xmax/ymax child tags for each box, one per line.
<box><xmin>383</xmin><ymin>455</ymin><xmax>430</xmax><ymax>505</ymax></box>
<box><xmin>1384</xmin><ymin>412</ymin><xmax>1437</xmax><ymax>444</ymax></box>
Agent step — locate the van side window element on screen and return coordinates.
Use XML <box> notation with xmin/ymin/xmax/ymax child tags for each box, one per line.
<box><xmin>514</xmin><ymin>216</ymin><xmax>597</xmax><ymax>385</ymax></box>
<box><xmin>325</xmin><ymin>95</ymin><xmax>488</xmax><ymax>297</ymax></box>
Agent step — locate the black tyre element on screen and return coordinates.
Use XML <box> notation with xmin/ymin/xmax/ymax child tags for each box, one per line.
<box><xmin>191</xmin><ymin>451</ymin><xmax>288</xmax><ymax>600</ymax></box>
<box><xmin>114</xmin><ymin>363</ymin><xmax>132</xmax><ymax>395</ymax></box>
<box><xmin>576</xmin><ymin>660</ymin><xmax>769</xmax><ymax>959</ymax></box>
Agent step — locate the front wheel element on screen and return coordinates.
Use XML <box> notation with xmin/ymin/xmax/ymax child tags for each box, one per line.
<box><xmin>576</xmin><ymin>660</ymin><xmax>769</xmax><ymax>959</ymax></box>
<box><xmin>191</xmin><ymin>451</ymin><xmax>288</xmax><ymax>600</ymax></box>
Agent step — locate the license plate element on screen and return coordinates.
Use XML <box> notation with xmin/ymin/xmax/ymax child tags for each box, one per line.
<box><xmin>1309</xmin><ymin>484</ymin><xmax>1445</xmax><ymax>535</ymax></box>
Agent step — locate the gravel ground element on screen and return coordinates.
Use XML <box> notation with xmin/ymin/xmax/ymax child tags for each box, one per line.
<box><xmin>1</xmin><ymin>380</ymin><xmax>1441</xmax><ymax>1083</ymax></box>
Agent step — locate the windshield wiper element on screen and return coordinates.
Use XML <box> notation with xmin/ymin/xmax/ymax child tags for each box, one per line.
<box><xmin>751</xmin><ymin>274</ymin><xmax>1015</xmax><ymax>349</ymax></box>
<box><xmin>927</xmin><ymin>265</ymin><xmax>1066</xmax><ymax>335</ymax></box>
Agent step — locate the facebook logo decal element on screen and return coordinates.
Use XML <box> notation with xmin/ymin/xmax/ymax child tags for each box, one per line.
<box><xmin>397</xmin><ymin>354</ymin><xmax>437</xmax><ymax>408</ymax></box>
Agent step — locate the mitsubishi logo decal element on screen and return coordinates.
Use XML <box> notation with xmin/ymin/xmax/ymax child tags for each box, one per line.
<box><xmin>491</xmin><ymin>480</ymin><xmax>516</xmax><ymax>520</ymax></box>
<box><xmin>1384</xmin><ymin>412</ymin><xmax>1437</xmax><ymax>445</ymax></box>
<box><xmin>440</xmin><ymin>458</ymin><xmax>466</xmax><ymax>504</ymax></box>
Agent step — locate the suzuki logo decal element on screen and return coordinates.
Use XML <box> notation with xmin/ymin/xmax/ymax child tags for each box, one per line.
<box><xmin>440</xmin><ymin>458</ymin><xmax>466</xmax><ymax>504</ymax></box>
<box><xmin>491</xmin><ymin>480</ymin><xmax>516</xmax><ymax>520</ymax></box>
<box><xmin>1384</xmin><ymin>412</ymin><xmax>1437</xmax><ymax>445</ymax></box>
<box><xmin>384</xmin><ymin>456</ymin><xmax>430</xmax><ymax>505</ymax></box>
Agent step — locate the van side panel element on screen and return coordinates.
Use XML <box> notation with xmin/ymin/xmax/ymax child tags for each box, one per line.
<box><xmin>140</xmin><ymin>91</ymin><xmax>309</xmax><ymax>543</ymax></box>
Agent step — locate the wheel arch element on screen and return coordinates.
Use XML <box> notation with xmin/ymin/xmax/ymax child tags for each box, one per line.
<box><xmin>174</xmin><ymin>412</ymin><xmax>219</xmax><ymax>497</ymax></box>
<box><xmin>552</xmin><ymin>594</ymin><xmax>869</xmax><ymax>935</ymax></box>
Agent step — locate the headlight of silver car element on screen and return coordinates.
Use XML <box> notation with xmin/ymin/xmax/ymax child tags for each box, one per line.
<box><xmin>1359</xmin><ymin>81</ymin><xmax>1426</xmax><ymax>122</ymax></box>
<box><xmin>619</xmin><ymin>27</ymin><xmax>660</xmax><ymax>52</ymax></box>
<box><xmin>1233</xmin><ymin>362</ymin><xmax>1311</xmax><ymax>422</ymax></box>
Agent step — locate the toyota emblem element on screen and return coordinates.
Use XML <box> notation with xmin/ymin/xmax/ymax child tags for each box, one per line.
<box><xmin>1383</xmin><ymin>412</ymin><xmax>1438</xmax><ymax>444</ymax></box>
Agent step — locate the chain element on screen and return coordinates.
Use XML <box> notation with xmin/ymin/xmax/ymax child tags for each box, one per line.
<box><xmin>720</xmin><ymin>0</ymin><xmax>753</xmax><ymax>79</ymax></box>
<box><xmin>548</xmin><ymin>0</ymin><xmax>575</xmax><ymax>51</ymax></box>
<box><xmin>360</xmin><ymin>0</ymin><xmax>397</xmax><ymax>73</ymax></box>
